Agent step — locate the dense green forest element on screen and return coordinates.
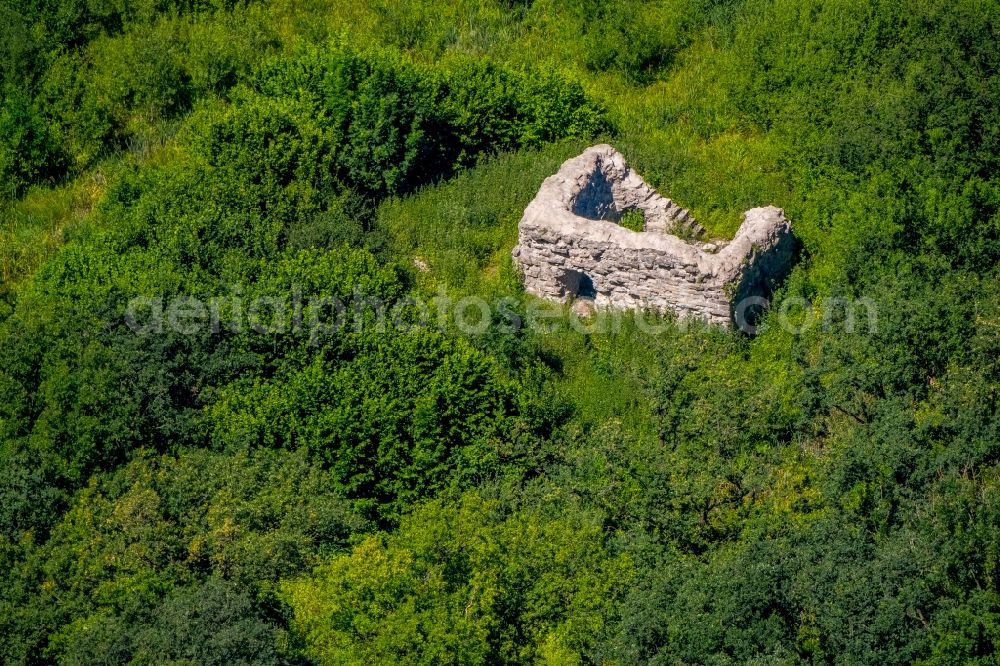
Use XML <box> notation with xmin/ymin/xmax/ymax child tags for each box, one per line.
<box><xmin>2</xmin><ymin>0</ymin><xmax>1000</xmax><ymax>663</ymax></box>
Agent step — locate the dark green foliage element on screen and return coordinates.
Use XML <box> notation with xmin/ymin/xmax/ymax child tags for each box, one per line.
<box><xmin>255</xmin><ymin>43</ymin><xmax>607</xmax><ymax>197</ymax></box>
<box><xmin>437</xmin><ymin>56</ymin><xmax>608</xmax><ymax>160</ymax></box>
<box><xmin>58</xmin><ymin>578</ymin><xmax>283</xmax><ymax>666</ymax></box>
<box><xmin>36</xmin><ymin>50</ymin><xmax>116</xmax><ymax>167</ymax></box>
<box><xmin>0</xmin><ymin>89</ymin><xmax>66</xmax><ymax>199</ymax></box>
<box><xmin>1</xmin><ymin>447</ymin><xmax>363</xmax><ymax>664</ymax></box>
<box><xmin>191</xmin><ymin>96</ymin><xmax>335</xmax><ymax>191</ymax></box>
<box><xmin>214</xmin><ymin>329</ymin><xmax>519</xmax><ymax>523</ymax></box>
<box><xmin>206</xmin><ymin>248</ymin><xmax>530</xmax><ymax>523</ymax></box>
<box><xmin>580</xmin><ymin>0</ymin><xmax>687</xmax><ymax>83</ymax></box>
<box><xmin>5</xmin><ymin>1</ymin><xmax>277</xmax><ymax>183</ymax></box>
<box><xmin>5</xmin><ymin>0</ymin><xmax>1000</xmax><ymax>663</ymax></box>
<box><xmin>283</xmin><ymin>190</ymin><xmax>371</xmax><ymax>251</ymax></box>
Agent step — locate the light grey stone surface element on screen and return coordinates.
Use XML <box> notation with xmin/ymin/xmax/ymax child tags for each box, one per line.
<box><xmin>511</xmin><ymin>144</ymin><xmax>794</xmax><ymax>327</ymax></box>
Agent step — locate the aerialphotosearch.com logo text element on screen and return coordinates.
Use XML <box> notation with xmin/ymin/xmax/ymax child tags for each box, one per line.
<box><xmin>123</xmin><ymin>285</ymin><xmax>878</xmax><ymax>339</ymax></box>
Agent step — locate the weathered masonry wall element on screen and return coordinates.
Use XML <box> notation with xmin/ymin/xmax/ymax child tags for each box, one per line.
<box><xmin>511</xmin><ymin>145</ymin><xmax>794</xmax><ymax>327</ymax></box>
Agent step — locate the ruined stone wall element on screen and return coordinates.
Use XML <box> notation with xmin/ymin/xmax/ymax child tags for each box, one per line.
<box><xmin>511</xmin><ymin>145</ymin><xmax>794</xmax><ymax>327</ymax></box>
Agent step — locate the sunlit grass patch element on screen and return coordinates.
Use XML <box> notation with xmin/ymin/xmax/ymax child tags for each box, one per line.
<box><xmin>376</xmin><ymin>141</ymin><xmax>592</xmax><ymax>296</ymax></box>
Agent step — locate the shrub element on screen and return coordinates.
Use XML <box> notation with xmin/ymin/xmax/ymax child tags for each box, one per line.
<box><xmin>254</xmin><ymin>44</ymin><xmax>607</xmax><ymax>197</ymax></box>
<box><xmin>0</xmin><ymin>89</ymin><xmax>66</xmax><ymax>198</ymax></box>
<box><xmin>619</xmin><ymin>207</ymin><xmax>646</xmax><ymax>232</ymax></box>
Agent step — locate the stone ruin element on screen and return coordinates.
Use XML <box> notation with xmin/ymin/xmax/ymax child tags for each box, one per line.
<box><xmin>511</xmin><ymin>144</ymin><xmax>794</xmax><ymax>327</ymax></box>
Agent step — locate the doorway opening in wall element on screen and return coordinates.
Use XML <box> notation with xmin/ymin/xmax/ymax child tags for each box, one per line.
<box><xmin>560</xmin><ymin>269</ymin><xmax>597</xmax><ymax>301</ymax></box>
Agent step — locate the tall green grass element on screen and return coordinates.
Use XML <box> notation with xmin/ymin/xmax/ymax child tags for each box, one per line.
<box><xmin>376</xmin><ymin>140</ymin><xmax>594</xmax><ymax>297</ymax></box>
<box><xmin>0</xmin><ymin>175</ymin><xmax>103</xmax><ymax>293</ymax></box>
